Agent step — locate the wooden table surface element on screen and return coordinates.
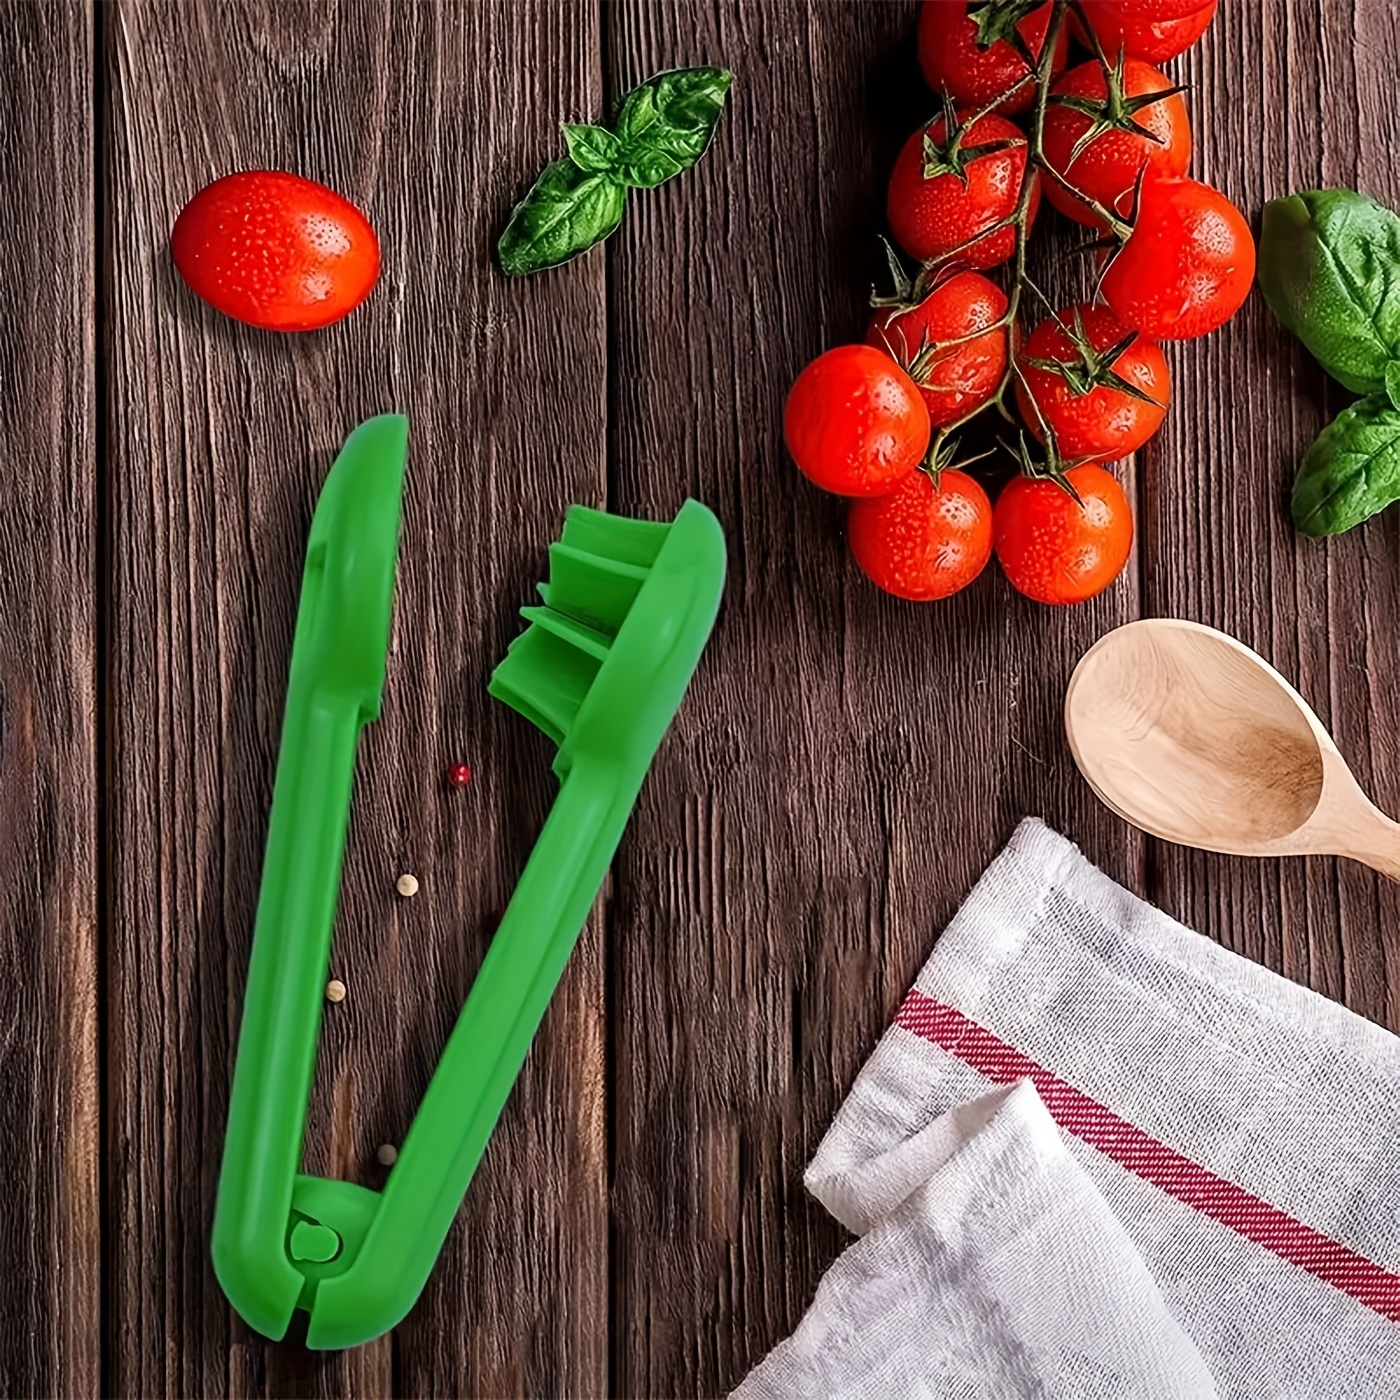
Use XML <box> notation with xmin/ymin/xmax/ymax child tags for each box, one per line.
<box><xmin>5</xmin><ymin>0</ymin><xmax>1399</xmax><ymax>1395</ymax></box>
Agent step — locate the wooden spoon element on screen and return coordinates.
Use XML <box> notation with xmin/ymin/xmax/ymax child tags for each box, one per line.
<box><xmin>1064</xmin><ymin>617</ymin><xmax>1400</xmax><ymax>879</ymax></box>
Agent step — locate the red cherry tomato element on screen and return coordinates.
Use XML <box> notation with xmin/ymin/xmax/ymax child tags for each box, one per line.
<box><xmin>1042</xmin><ymin>58</ymin><xmax>1190</xmax><ymax>228</ymax></box>
<box><xmin>785</xmin><ymin>345</ymin><xmax>931</xmax><ymax>497</ymax></box>
<box><xmin>917</xmin><ymin>1</ymin><xmax>1069</xmax><ymax>116</ymax></box>
<box><xmin>1098</xmin><ymin>0</ymin><xmax>1209</xmax><ymax>16</ymax></box>
<box><xmin>994</xmin><ymin>464</ymin><xmax>1133</xmax><ymax>605</ymax></box>
<box><xmin>1080</xmin><ymin>0</ymin><xmax>1218</xmax><ymax>64</ymax></box>
<box><xmin>867</xmin><ymin>271</ymin><xmax>1009</xmax><ymax>429</ymax></box>
<box><xmin>849</xmin><ymin>469</ymin><xmax>993</xmax><ymax>601</ymax></box>
<box><xmin>171</xmin><ymin>171</ymin><xmax>381</xmax><ymax>331</ymax></box>
<box><xmin>887</xmin><ymin>113</ymin><xmax>1038</xmax><ymax>270</ymax></box>
<box><xmin>1014</xmin><ymin>304</ymin><xmax>1169</xmax><ymax>462</ymax></box>
<box><xmin>1100</xmin><ymin>175</ymin><xmax>1255</xmax><ymax>340</ymax></box>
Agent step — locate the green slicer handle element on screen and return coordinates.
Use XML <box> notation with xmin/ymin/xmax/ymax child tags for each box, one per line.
<box><xmin>212</xmin><ymin>414</ymin><xmax>407</xmax><ymax>1340</ymax></box>
<box><xmin>303</xmin><ymin>774</ymin><xmax>623</xmax><ymax>1346</ymax></box>
<box><xmin>213</xmin><ymin>484</ymin><xmax>725</xmax><ymax>1351</ymax></box>
<box><xmin>306</xmin><ymin>499</ymin><xmax>726</xmax><ymax>1349</ymax></box>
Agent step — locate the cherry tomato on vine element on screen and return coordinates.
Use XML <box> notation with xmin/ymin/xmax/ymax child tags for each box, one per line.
<box><xmin>1096</xmin><ymin>0</ymin><xmax>1209</xmax><ymax>17</ymax></box>
<box><xmin>171</xmin><ymin>171</ymin><xmax>380</xmax><ymax>331</ymax></box>
<box><xmin>994</xmin><ymin>465</ymin><xmax>1133</xmax><ymax>605</ymax></box>
<box><xmin>887</xmin><ymin>113</ymin><xmax>1038</xmax><ymax>269</ymax></box>
<box><xmin>785</xmin><ymin>345</ymin><xmax>931</xmax><ymax>497</ymax></box>
<box><xmin>1014</xmin><ymin>304</ymin><xmax>1169</xmax><ymax>462</ymax></box>
<box><xmin>849</xmin><ymin>468</ymin><xmax>993</xmax><ymax>601</ymax></box>
<box><xmin>1080</xmin><ymin>0</ymin><xmax>1218</xmax><ymax>64</ymax></box>
<box><xmin>867</xmin><ymin>271</ymin><xmax>1009</xmax><ymax>429</ymax></box>
<box><xmin>1042</xmin><ymin>58</ymin><xmax>1190</xmax><ymax>228</ymax></box>
<box><xmin>917</xmin><ymin>0</ymin><xmax>1069</xmax><ymax>116</ymax></box>
<box><xmin>1100</xmin><ymin>175</ymin><xmax>1255</xmax><ymax>340</ymax></box>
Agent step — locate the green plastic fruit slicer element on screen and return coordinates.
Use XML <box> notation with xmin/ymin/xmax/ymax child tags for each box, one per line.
<box><xmin>212</xmin><ymin>414</ymin><xmax>726</xmax><ymax>1348</ymax></box>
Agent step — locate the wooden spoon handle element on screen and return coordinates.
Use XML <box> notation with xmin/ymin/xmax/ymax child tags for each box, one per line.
<box><xmin>1336</xmin><ymin>809</ymin><xmax>1400</xmax><ymax>882</ymax></box>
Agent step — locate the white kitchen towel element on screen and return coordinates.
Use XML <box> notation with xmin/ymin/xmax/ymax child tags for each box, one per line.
<box><xmin>736</xmin><ymin>1079</ymin><xmax>1216</xmax><ymax>1399</ymax></box>
<box><xmin>738</xmin><ymin>820</ymin><xmax>1400</xmax><ymax>1400</ymax></box>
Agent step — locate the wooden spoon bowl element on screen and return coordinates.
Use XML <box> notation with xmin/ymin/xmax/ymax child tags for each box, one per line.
<box><xmin>1064</xmin><ymin>618</ymin><xmax>1400</xmax><ymax>879</ymax></box>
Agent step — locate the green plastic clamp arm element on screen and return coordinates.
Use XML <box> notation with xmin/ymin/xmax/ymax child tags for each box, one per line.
<box><xmin>215</xmin><ymin>480</ymin><xmax>725</xmax><ymax>1350</ymax></box>
<box><xmin>212</xmin><ymin>414</ymin><xmax>407</xmax><ymax>1340</ymax></box>
<box><xmin>304</xmin><ymin>773</ymin><xmax>622</xmax><ymax>1347</ymax></box>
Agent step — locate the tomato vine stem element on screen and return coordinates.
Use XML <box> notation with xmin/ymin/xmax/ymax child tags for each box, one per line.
<box><xmin>923</xmin><ymin>0</ymin><xmax>1131</xmax><ymax>474</ymax></box>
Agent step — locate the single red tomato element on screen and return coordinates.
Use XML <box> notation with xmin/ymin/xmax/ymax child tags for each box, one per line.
<box><xmin>171</xmin><ymin>171</ymin><xmax>381</xmax><ymax>331</ymax></box>
<box><xmin>887</xmin><ymin>113</ymin><xmax>1038</xmax><ymax>269</ymax></box>
<box><xmin>1099</xmin><ymin>0</ymin><xmax>1209</xmax><ymax>16</ymax></box>
<box><xmin>785</xmin><ymin>345</ymin><xmax>931</xmax><ymax>497</ymax></box>
<box><xmin>994</xmin><ymin>464</ymin><xmax>1133</xmax><ymax>604</ymax></box>
<box><xmin>1042</xmin><ymin>58</ymin><xmax>1190</xmax><ymax>228</ymax></box>
<box><xmin>1014</xmin><ymin>304</ymin><xmax>1169</xmax><ymax>462</ymax></box>
<box><xmin>867</xmin><ymin>271</ymin><xmax>1009</xmax><ymax>428</ymax></box>
<box><xmin>1100</xmin><ymin>175</ymin><xmax>1255</xmax><ymax>340</ymax></box>
<box><xmin>917</xmin><ymin>1</ymin><xmax>1069</xmax><ymax>116</ymax></box>
<box><xmin>849</xmin><ymin>468</ymin><xmax>993</xmax><ymax>601</ymax></box>
<box><xmin>1080</xmin><ymin>0</ymin><xmax>1218</xmax><ymax>64</ymax></box>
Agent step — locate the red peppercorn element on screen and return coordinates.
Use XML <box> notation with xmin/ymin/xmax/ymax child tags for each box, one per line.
<box><xmin>447</xmin><ymin>761</ymin><xmax>472</xmax><ymax>788</ymax></box>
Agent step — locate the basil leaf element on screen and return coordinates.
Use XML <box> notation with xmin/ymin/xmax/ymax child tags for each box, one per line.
<box><xmin>1386</xmin><ymin>360</ymin><xmax>1400</xmax><ymax>411</ymax></box>
<box><xmin>1259</xmin><ymin>190</ymin><xmax>1400</xmax><ymax>395</ymax></box>
<box><xmin>497</xmin><ymin>159</ymin><xmax>625</xmax><ymax>277</ymax></box>
<box><xmin>496</xmin><ymin>65</ymin><xmax>731</xmax><ymax>276</ymax></box>
<box><xmin>562</xmin><ymin>123</ymin><xmax>620</xmax><ymax>175</ymax></box>
<box><xmin>613</xmin><ymin>66</ymin><xmax>733</xmax><ymax>189</ymax></box>
<box><xmin>1292</xmin><ymin>393</ymin><xmax>1400</xmax><ymax>535</ymax></box>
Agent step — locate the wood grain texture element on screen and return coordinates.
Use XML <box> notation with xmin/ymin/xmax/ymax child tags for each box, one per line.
<box><xmin>1146</xmin><ymin>0</ymin><xmax>1400</xmax><ymax>1034</ymax></box>
<box><xmin>602</xmin><ymin>3</ymin><xmax>1138</xmax><ymax>1393</ymax></box>
<box><xmin>0</xmin><ymin>1</ymin><xmax>1391</xmax><ymax>1395</ymax></box>
<box><xmin>0</xmin><ymin>3</ymin><xmax>99</xmax><ymax>1397</ymax></box>
<box><xmin>103</xmin><ymin>2</ymin><xmax>606</xmax><ymax>1395</ymax></box>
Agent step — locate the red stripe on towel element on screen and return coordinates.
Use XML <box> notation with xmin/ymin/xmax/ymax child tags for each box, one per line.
<box><xmin>895</xmin><ymin>988</ymin><xmax>1400</xmax><ymax>1324</ymax></box>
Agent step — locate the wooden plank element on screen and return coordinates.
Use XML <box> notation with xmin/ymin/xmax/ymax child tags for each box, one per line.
<box><xmin>103</xmin><ymin>2</ymin><xmax>607</xmax><ymax>1394</ymax></box>
<box><xmin>602</xmin><ymin>3</ymin><xmax>1141</xmax><ymax>1392</ymax></box>
<box><xmin>1146</xmin><ymin>0</ymin><xmax>1400</xmax><ymax>1034</ymax></box>
<box><xmin>0</xmin><ymin>2</ymin><xmax>99</xmax><ymax>1396</ymax></box>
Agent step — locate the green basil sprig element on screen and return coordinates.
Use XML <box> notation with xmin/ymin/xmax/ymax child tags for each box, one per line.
<box><xmin>1259</xmin><ymin>191</ymin><xmax>1400</xmax><ymax>396</ymax></box>
<box><xmin>498</xmin><ymin>66</ymin><xmax>732</xmax><ymax>277</ymax></box>
<box><xmin>1292</xmin><ymin>394</ymin><xmax>1400</xmax><ymax>536</ymax></box>
<box><xmin>1259</xmin><ymin>188</ymin><xmax>1400</xmax><ymax>534</ymax></box>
